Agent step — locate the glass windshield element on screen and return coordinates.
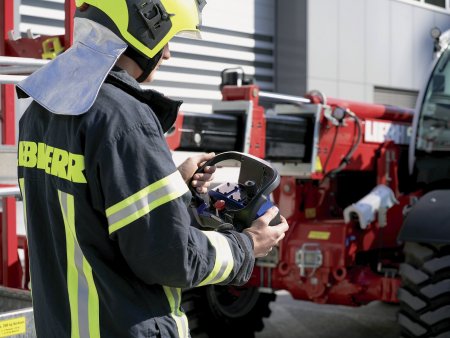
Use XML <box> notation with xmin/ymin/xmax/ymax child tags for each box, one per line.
<box><xmin>417</xmin><ymin>46</ymin><xmax>450</xmax><ymax>152</ymax></box>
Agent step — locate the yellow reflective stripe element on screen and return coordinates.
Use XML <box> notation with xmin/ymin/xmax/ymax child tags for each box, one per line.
<box><xmin>58</xmin><ymin>191</ymin><xmax>100</xmax><ymax>338</ymax></box>
<box><xmin>83</xmin><ymin>260</ymin><xmax>100</xmax><ymax>338</ymax></box>
<box><xmin>59</xmin><ymin>191</ymin><xmax>80</xmax><ymax>338</ymax></box>
<box><xmin>106</xmin><ymin>171</ymin><xmax>188</xmax><ymax>234</ymax></box>
<box><xmin>197</xmin><ymin>232</ymin><xmax>234</xmax><ymax>287</ymax></box>
<box><xmin>163</xmin><ymin>286</ymin><xmax>189</xmax><ymax>338</ymax></box>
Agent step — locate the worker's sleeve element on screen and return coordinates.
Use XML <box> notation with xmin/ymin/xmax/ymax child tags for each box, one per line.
<box><xmin>97</xmin><ymin>120</ymin><xmax>255</xmax><ymax>288</ymax></box>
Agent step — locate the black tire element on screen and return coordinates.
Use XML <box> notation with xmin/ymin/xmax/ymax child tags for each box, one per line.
<box><xmin>398</xmin><ymin>242</ymin><xmax>450</xmax><ymax>338</ymax></box>
<box><xmin>183</xmin><ymin>285</ymin><xmax>276</xmax><ymax>338</ymax></box>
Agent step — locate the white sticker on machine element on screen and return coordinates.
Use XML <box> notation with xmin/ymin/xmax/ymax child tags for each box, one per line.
<box><xmin>364</xmin><ymin>120</ymin><xmax>411</xmax><ymax>145</ymax></box>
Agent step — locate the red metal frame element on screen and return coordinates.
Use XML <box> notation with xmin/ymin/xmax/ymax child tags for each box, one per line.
<box><xmin>0</xmin><ymin>0</ymin><xmax>76</xmax><ymax>289</ymax></box>
<box><xmin>316</xmin><ymin>98</ymin><xmax>413</xmax><ymax>178</ymax></box>
<box><xmin>0</xmin><ymin>0</ymin><xmax>22</xmax><ymax>288</ymax></box>
<box><xmin>65</xmin><ymin>0</ymin><xmax>76</xmax><ymax>47</ymax></box>
<box><xmin>221</xmin><ymin>85</ymin><xmax>266</xmax><ymax>158</ymax></box>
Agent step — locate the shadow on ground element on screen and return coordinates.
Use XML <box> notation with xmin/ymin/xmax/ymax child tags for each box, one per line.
<box><xmin>256</xmin><ymin>291</ymin><xmax>400</xmax><ymax>338</ymax></box>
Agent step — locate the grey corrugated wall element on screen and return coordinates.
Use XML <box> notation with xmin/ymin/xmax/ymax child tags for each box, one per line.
<box><xmin>19</xmin><ymin>0</ymin><xmax>275</xmax><ymax>114</ymax></box>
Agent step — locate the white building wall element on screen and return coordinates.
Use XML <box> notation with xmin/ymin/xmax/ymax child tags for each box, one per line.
<box><xmin>307</xmin><ymin>0</ymin><xmax>450</xmax><ymax>103</ymax></box>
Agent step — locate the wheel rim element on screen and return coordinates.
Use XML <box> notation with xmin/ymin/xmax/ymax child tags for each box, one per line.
<box><xmin>206</xmin><ymin>286</ymin><xmax>260</xmax><ymax>319</ymax></box>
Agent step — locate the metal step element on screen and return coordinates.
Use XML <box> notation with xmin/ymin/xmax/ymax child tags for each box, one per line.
<box><xmin>0</xmin><ymin>286</ymin><xmax>35</xmax><ymax>337</ymax></box>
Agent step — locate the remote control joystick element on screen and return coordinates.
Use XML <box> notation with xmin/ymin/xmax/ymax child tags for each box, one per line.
<box><xmin>189</xmin><ymin>151</ymin><xmax>281</xmax><ymax>232</ymax></box>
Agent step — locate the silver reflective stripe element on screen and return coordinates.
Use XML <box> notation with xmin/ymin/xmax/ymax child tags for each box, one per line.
<box><xmin>197</xmin><ymin>231</ymin><xmax>234</xmax><ymax>287</ymax></box>
<box><xmin>208</xmin><ymin>235</ymin><xmax>231</xmax><ymax>284</ymax></box>
<box><xmin>59</xmin><ymin>190</ymin><xmax>100</xmax><ymax>338</ymax></box>
<box><xmin>106</xmin><ymin>170</ymin><xmax>188</xmax><ymax>234</ymax></box>
<box><xmin>74</xmin><ymin>246</ymin><xmax>90</xmax><ymax>338</ymax></box>
<box><xmin>163</xmin><ymin>286</ymin><xmax>189</xmax><ymax>338</ymax></box>
<box><xmin>18</xmin><ymin>178</ymin><xmax>28</xmax><ymax>234</ymax></box>
<box><xmin>107</xmin><ymin>183</ymin><xmax>170</xmax><ymax>225</ymax></box>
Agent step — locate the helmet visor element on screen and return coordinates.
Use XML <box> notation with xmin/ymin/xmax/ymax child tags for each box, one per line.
<box><xmin>176</xmin><ymin>0</ymin><xmax>205</xmax><ymax>40</ymax></box>
<box><xmin>176</xmin><ymin>30</ymin><xmax>202</xmax><ymax>40</ymax></box>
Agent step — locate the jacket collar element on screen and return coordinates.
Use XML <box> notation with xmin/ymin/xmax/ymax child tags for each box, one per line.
<box><xmin>105</xmin><ymin>69</ymin><xmax>182</xmax><ymax>133</ymax></box>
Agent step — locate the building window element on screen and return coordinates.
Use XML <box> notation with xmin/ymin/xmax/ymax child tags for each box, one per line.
<box><xmin>413</xmin><ymin>0</ymin><xmax>447</xmax><ymax>9</ymax></box>
<box><xmin>425</xmin><ymin>0</ymin><xmax>446</xmax><ymax>8</ymax></box>
<box><xmin>374</xmin><ymin>87</ymin><xmax>419</xmax><ymax>109</ymax></box>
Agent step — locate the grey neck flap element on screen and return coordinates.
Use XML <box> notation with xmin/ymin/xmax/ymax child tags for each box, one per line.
<box><xmin>17</xmin><ymin>18</ymin><xmax>127</xmax><ymax>115</ymax></box>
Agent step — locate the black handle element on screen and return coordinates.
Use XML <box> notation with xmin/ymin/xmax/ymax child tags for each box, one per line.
<box><xmin>190</xmin><ymin>151</ymin><xmax>278</xmax><ymax>200</ymax></box>
<box><xmin>190</xmin><ymin>151</ymin><xmax>281</xmax><ymax>230</ymax></box>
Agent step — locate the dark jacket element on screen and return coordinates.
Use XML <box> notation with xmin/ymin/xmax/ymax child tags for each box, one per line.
<box><xmin>17</xmin><ymin>69</ymin><xmax>255</xmax><ymax>338</ymax></box>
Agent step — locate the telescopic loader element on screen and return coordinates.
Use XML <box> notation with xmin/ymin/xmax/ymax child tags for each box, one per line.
<box><xmin>166</xmin><ymin>29</ymin><xmax>450</xmax><ymax>338</ymax></box>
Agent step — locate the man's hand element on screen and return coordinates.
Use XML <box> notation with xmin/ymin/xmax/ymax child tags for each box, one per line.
<box><xmin>178</xmin><ymin>152</ymin><xmax>216</xmax><ymax>193</ymax></box>
<box><xmin>243</xmin><ymin>206</ymin><xmax>289</xmax><ymax>258</ymax></box>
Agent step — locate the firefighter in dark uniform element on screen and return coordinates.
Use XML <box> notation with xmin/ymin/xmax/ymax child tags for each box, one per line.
<box><xmin>16</xmin><ymin>0</ymin><xmax>289</xmax><ymax>337</ymax></box>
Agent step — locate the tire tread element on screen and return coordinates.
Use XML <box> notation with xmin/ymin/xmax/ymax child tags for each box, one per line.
<box><xmin>399</xmin><ymin>243</ymin><xmax>450</xmax><ymax>338</ymax></box>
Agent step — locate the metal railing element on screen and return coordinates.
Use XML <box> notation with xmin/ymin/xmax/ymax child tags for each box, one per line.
<box><xmin>0</xmin><ymin>55</ymin><xmax>48</xmax><ymax>84</ymax></box>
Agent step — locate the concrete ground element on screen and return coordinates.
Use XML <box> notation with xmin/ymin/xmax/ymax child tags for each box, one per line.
<box><xmin>255</xmin><ymin>291</ymin><xmax>400</xmax><ymax>338</ymax></box>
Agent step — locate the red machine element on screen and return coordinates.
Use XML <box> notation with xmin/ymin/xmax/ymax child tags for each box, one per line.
<box><xmin>166</xmin><ymin>68</ymin><xmax>445</xmax><ymax>338</ymax></box>
<box><xmin>166</xmin><ymin>46</ymin><xmax>450</xmax><ymax>337</ymax></box>
<box><xmin>212</xmin><ymin>84</ymin><xmax>414</xmax><ymax>305</ymax></box>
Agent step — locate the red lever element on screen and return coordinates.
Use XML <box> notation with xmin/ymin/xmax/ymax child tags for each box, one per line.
<box><xmin>214</xmin><ymin>200</ymin><xmax>226</xmax><ymax>211</ymax></box>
